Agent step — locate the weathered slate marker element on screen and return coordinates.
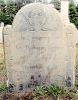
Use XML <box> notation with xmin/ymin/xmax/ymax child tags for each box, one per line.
<box><xmin>3</xmin><ymin>3</ymin><xmax>75</xmax><ymax>92</ymax></box>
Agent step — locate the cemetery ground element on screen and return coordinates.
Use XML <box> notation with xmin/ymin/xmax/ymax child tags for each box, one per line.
<box><xmin>0</xmin><ymin>44</ymin><xmax>77</xmax><ymax>99</ymax></box>
<box><xmin>0</xmin><ymin>43</ymin><xmax>6</xmax><ymax>85</ymax></box>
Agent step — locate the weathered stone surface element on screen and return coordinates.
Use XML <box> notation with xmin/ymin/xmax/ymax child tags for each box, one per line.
<box><xmin>0</xmin><ymin>27</ymin><xmax>3</xmax><ymax>43</ymax></box>
<box><xmin>65</xmin><ymin>23</ymin><xmax>78</xmax><ymax>86</ymax></box>
<box><xmin>3</xmin><ymin>3</ymin><xmax>75</xmax><ymax>92</ymax></box>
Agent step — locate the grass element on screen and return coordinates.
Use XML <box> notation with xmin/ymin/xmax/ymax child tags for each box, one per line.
<box><xmin>0</xmin><ymin>83</ymin><xmax>7</xmax><ymax>93</ymax></box>
<box><xmin>0</xmin><ymin>43</ymin><xmax>6</xmax><ymax>84</ymax></box>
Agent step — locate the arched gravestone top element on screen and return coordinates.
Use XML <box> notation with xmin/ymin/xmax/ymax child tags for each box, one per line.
<box><xmin>13</xmin><ymin>3</ymin><xmax>63</xmax><ymax>32</ymax></box>
<box><xmin>4</xmin><ymin>3</ymin><xmax>68</xmax><ymax>91</ymax></box>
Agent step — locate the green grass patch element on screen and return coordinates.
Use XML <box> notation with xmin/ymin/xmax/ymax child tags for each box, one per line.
<box><xmin>0</xmin><ymin>83</ymin><xmax>7</xmax><ymax>93</ymax></box>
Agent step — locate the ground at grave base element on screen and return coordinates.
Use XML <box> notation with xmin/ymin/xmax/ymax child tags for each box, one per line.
<box><xmin>0</xmin><ymin>92</ymin><xmax>77</xmax><ymax>100</ymax></box>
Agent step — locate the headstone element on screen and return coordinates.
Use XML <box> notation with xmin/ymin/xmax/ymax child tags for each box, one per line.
<box><xmin>3</xmin><ymin>3</ymin><xmax>74</xmax><ymax>92</ymax></box>
<box><xmin>0</xmin><ymin>26</ymin><xmax>4</xmax><ymax>43</ymax></box>
<box><xmin>0</xmin><ymin>22</ymin><xmax>4</xmax><ymax>27</ymax></box>
<box><xmin>65</xmin><ymin>23</ymin><xmax>78</xmax><ymax>86</ymax></box>
<box><xmin>35</xmin><ymin>0</ymin><xmax>50</xmax><ymax>4</ymax></box>
<box><xmin>61</xmin><ymin>0</ymin><xmax>69</xmax><ymax>23</ymax></box>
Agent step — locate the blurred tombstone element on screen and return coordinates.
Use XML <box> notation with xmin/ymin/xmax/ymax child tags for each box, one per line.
<box><xmin>1</xmin><ymin>22</ymin><xmax>4</xmax><ymax>27</ymax></box>
<box><xmin>0</xmin><ymin>22</ymin><xmax>4</xmax><ymax>43</ymax></box>
<box><xmin>3</xmin><ymin>2</ymin><xmax>76</xmax><ymax>92</ymax></box>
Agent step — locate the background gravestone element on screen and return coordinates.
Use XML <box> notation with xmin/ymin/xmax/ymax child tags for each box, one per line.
<box><xmin>4</xmin><ymin>3</ymin><xmax>69</xmax><ymax>92</ymax></box>
<box><xmin>65</xmin><ymin>23</ymin><xmax>78</xmax><ymax>87</ymax></box>
<box><xmin>0</xmin><ymin>22</ymin><xmax>4</xmax><ymax>43</ymax></box>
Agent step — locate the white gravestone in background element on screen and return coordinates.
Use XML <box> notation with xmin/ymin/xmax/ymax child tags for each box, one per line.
<box><xmin>0</xmin><ymin>22</ymin><xmax>4</xmax><ymax>43</ymax></box>
<box><xmin>3</xmin><ymin>3</ymin><xmax>74</xmax><ymax>92</ymax></box>
<box><xmin>61</xmin><ymin>0</ymin><xmax>69</xmax><ymax>23</ymax></box>
<box><xmin>65</xmin><ymin>23</ymin><xmax>77</xmax><ymax>86</ymax></box>
<box><xmin>0</xmin><ymin>28</ymin><xmax>3</xmax><ymax>43</ymax></box>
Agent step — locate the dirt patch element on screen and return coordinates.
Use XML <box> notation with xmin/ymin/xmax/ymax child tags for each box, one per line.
<box><xmin>0</xmin><ymin>92</ymin><xmax>77</xmax><ymax>100</ymax></box>
<box><xmin>0</xmin><ymin>92</ymin><xmax>34</xmax><ymax>100</ymax></box>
